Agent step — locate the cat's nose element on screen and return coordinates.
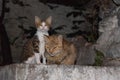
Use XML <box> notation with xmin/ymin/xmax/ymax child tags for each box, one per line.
<box><xmin>42</xmin><ymin>27</ymin><xmax>47</xmax><ymax>30</ymax></box>
<box><xmin>49</xmin><ymin>50</ymin><xmax>52</xmax><ymax>53</ymax></box>
<box><xmin>49</xmin><ymin>49</ymin><xmax>53</xmax><ymax>53</ymax></box>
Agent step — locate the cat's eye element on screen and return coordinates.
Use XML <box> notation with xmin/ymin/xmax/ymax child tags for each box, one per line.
<box><xmin>53</xmin><ymin>47</ymin><xmax>57</xmax><ymax>50</ymax></box>
<box><xmin>46</xmin><ymin>46</ymin><xmax>49</xmax><ymax>48</ymax></box>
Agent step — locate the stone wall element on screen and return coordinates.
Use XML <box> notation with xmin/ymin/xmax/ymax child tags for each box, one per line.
<box><xmin>96</xmin><ymin>7</ymin><xmax>120</xmax><ymax>58</ymax></box>
<box><xmin>0</xmin><ymin>64</ymin><xmax>120</xmax><ymax>80</ymax></box>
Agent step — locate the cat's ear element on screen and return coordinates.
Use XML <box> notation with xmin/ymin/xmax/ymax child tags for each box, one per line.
<box><xmin>58</xmin><ymin>35</ymin><xmax>63</xmax><ymax>44</ymax></box>
<box><xmin>35</xmin><ymin>16</ymin><xmax>41</xmax><ymax>27</ymax></box>
<box><xmin>46</xmin><ymin>16</ymin><xmax>52</xmax><ymax>26</ymax></box>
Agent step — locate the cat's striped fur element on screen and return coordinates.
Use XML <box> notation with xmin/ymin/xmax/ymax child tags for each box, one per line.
<box><xmin>21</xmin><ymin>16</ymin><xmax>52</xmax><ymax>64</ymax></box>
<box><xmin>44</xmin><ymin>35</ymin><xmax>77</xmax><ymax>65</ymax></box>
<box><xmin>21</xmin><ymin>35</ymin><xmax>39</xmax><ymax>63</ymax></box>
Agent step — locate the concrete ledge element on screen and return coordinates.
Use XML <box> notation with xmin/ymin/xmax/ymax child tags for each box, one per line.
<box><xmin>0</xmin><ymin>64</ymin><xmax>120</xmax><ymax>80</ymax></box>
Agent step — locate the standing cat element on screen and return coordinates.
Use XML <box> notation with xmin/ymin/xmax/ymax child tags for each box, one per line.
<box><xmin>44</xmin><ymin>35</ymin><xmax>77</xmax><ymax>65</ymax></box>
<box><xmin>21</xmin><ymin>16</ymin><xmax>52</xmax><ymax>64</ymax></box>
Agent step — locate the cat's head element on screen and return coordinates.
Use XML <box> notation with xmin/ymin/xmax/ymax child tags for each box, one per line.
<box><xmin>45</xmin><ymin>35</ymin><xmax>63</xmax><ymax>56</ymax></box>
<box><xmin>35</xmin><ymin>16</ymin><xmax>52</xmax><ymax>32</ymax></box>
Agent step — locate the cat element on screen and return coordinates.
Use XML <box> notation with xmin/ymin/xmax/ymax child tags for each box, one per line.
<box><xmin>21</xmin><ymin>16</ymin><xmax>52</xmax><ymax>64</ymax></box>
<box><xmin>44</xmin><ymin>35</ymin><xmax>77</xmax><ymax>65</ymax></box>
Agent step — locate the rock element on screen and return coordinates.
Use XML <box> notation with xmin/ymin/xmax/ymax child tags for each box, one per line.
<box><xmin>96</xmin><ymin>25</ymin><xmax>120</xmax><ymax>58</ymax></box>
<box><xmin>117</xmin><ymin>7</ymin><xmax>120</xmax><ymax>27</ymax></box>
<box><xmin>98</xmin><ymin>0</ymin><xmax>117</xmax><ymax>19</ymax></box>
<box><xmin>113</xmin><ymin>0</ymin><xmax>120</xmax><ymax>5</ymax></box>
<box><xmin>98</xmin><ymin>15</ymin><xmax>118</xmax><ymax>34</ymax></box>
<box><xmin>102</xmin><ymin>57</ymin><xmax>120</xmax><ymax>66</ymax></box>
<box><xmin>0</xmin><ymin>64</ymin><xmax>120</xmax><ymax>80</ymax></box>
<box><xmin>70</xmin><ymin>36</ymin><xmax>96</xmax><ymax>65</ymax></box>
<box><xmin>95</xmin><ymin>7</ymin><xmax>120</xmax><ymax>58</ymax></box>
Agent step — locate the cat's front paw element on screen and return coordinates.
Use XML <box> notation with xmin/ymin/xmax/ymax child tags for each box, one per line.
<box><xmin>36</xmin><ymin>61</ymin><xmax>41</xmax><ymax>64</ymax></box>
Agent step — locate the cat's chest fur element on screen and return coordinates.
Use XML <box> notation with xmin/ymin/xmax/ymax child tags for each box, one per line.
<box><xmin>35</xmin><ymin>31</ymin><xmax>48</xmax><ymax>53</ymax></box>
<box><xmin>23</xmin><ymin>32</ymin><xmax>48</xmax><ymax>64</ymax></box>
<box><xmin>22</xmin><ymin>16</ymin><xmax>52</xmax><ymax>64</ymax></box>
<box><xmin>36</xmin><ymin>31</ymin><xmax>48</xmax><ymax>40</ymax></box>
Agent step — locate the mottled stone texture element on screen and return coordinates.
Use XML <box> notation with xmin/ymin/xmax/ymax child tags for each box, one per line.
<box><xmin>0</xmin><ymin>64</ymin><xmax>120</xmax><ymax>80</ymax></box>
<box><xmin>95</xmin><ymin>7</ymin><xmax>120</xmax><ymax>58</ymax></box>
<box><xmin>113</xmin><ymin>0</ymin><xmax>120</xmax><ymax>5</ymax></box>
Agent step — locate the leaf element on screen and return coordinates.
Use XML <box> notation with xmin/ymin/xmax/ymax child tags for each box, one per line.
<box><xmin>93</xmin><ymin>49</ymin><xmax>104</xmax><ymax>66</ymax></box>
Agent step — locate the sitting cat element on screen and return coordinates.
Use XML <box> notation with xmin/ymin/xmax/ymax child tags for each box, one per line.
<box><xmin>44</xmin><ymin>35</ymin><xmax>77</xmax><ymax>65</ymax></box>
<box><xmin>21</xmin><ymin>16</ymin><xmax>52</xmax><ymax>64</ymax></box>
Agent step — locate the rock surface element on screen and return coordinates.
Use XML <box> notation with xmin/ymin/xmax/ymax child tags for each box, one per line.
<box><xmin>95</xmin><ymin>7</ymin><xmax>120</xmax><ymax>58</ymax></box>
<box><xmin>113</xmin><ymin>0</ymin><xmax>120</xmax><ymax>5</ymax></box>
<box><xmin>102</xmin><ymin>58</ymin><xmax>120</xmax><ymax>66</ymax></box>
<box><xmin>99</xmin><ymin>0</ymin><xmax>116</xmax><ymax>19</ymax></box>
<box><xmin>71</xmin><ymin>36</ymin><xmax>95</xmax><ymax>65</ymax></box>
<box><xmin>0</xmin><ymin>64</ymin><xmax>120</xmax><ymax>80</ymax></box>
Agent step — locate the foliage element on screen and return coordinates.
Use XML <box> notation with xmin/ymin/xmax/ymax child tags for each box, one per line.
<box><xmin>93</xmin><ymin>49</ymin><xmax>104</xmax><ymax>66</ymax></box>
<box><xmin>85</xmin><ymin>33</ymin><xmax>97</xmax><ymax>42</ymax></box>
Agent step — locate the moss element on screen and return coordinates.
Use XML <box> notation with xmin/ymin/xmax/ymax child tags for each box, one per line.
<box><xmin>93</xmin><ymin>49</ymin><xmax>104</xmax><ymax>66</ymax></box>
<box><xmin>86</xmin><ymin>33</ymin><xmax>95</xmax><ymax>42</ymax></box>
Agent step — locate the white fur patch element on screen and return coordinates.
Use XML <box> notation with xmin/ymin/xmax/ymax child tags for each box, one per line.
<box><xmin>24</xmin><ymin>56</ymin><xmax>35</xmax><ymax>64</ymax></box>
<box><xmin>39</xmin><ymin>22</ymin><xmax>49</xmax><ymax>31</ymax></box>
<box><xmin>34</xmin><ymin>52</ymin><xmax>41</xmax><ymax>64</ymax></box>
<box><xmin>42</xmin><ymin>22</ymin><xmax>46</xmax><ymax>26</ymax></box>
<box><xmin>34</xmin><ymin>30</ymin><xmax>48</xmax><ymax>64</ymax></box>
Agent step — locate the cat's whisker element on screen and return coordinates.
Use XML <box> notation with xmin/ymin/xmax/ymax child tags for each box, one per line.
<box><xmin>48</xmin><ymin>51</ymin><xmax>61</xmax><ymax>57</ymax></box>
<box><xmin>45</xmin><ymin>35</ymin><xmax>77</xmax><ymax>65</ymax></box>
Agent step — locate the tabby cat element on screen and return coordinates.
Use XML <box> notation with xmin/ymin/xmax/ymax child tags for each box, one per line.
<box><xmin>44</xmin><ymin>35</ymin><xmax>77</xmax><ymax>65</ymax></box>
<box><xmin>21</xmin><ymin>16</ymin><xmax>52</xmax><ymax>64</ymax></box>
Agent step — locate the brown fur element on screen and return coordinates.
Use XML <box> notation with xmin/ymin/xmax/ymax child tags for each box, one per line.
<box><xmin>35</xmin><ymin>16</ymin><xmax>52</xmax><ymax>28</ymax></box>
<box><xmin>21</xmin><ymin>16</ymin><xmax>52</xmax><ymax>63</ymax></box>
<box><xmin>44</xmin><ymin>35</ymin><xmax>77</xmax><ymax>65</ymax></box>
<box><xmin>21</xmin><ymin>36</ymin><xmax>39</xmax><ymax>62</ymax></box>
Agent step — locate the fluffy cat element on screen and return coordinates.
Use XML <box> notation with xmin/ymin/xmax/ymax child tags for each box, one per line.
<box><xmin>21</xmin><ymin>16</ymin><xmax>52</xmax><ymax>64</ymax></box>
<box><xmin>44</xmin><ymin>35</ymin><xmax>77</xmax><ymax>65</ymax></box>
